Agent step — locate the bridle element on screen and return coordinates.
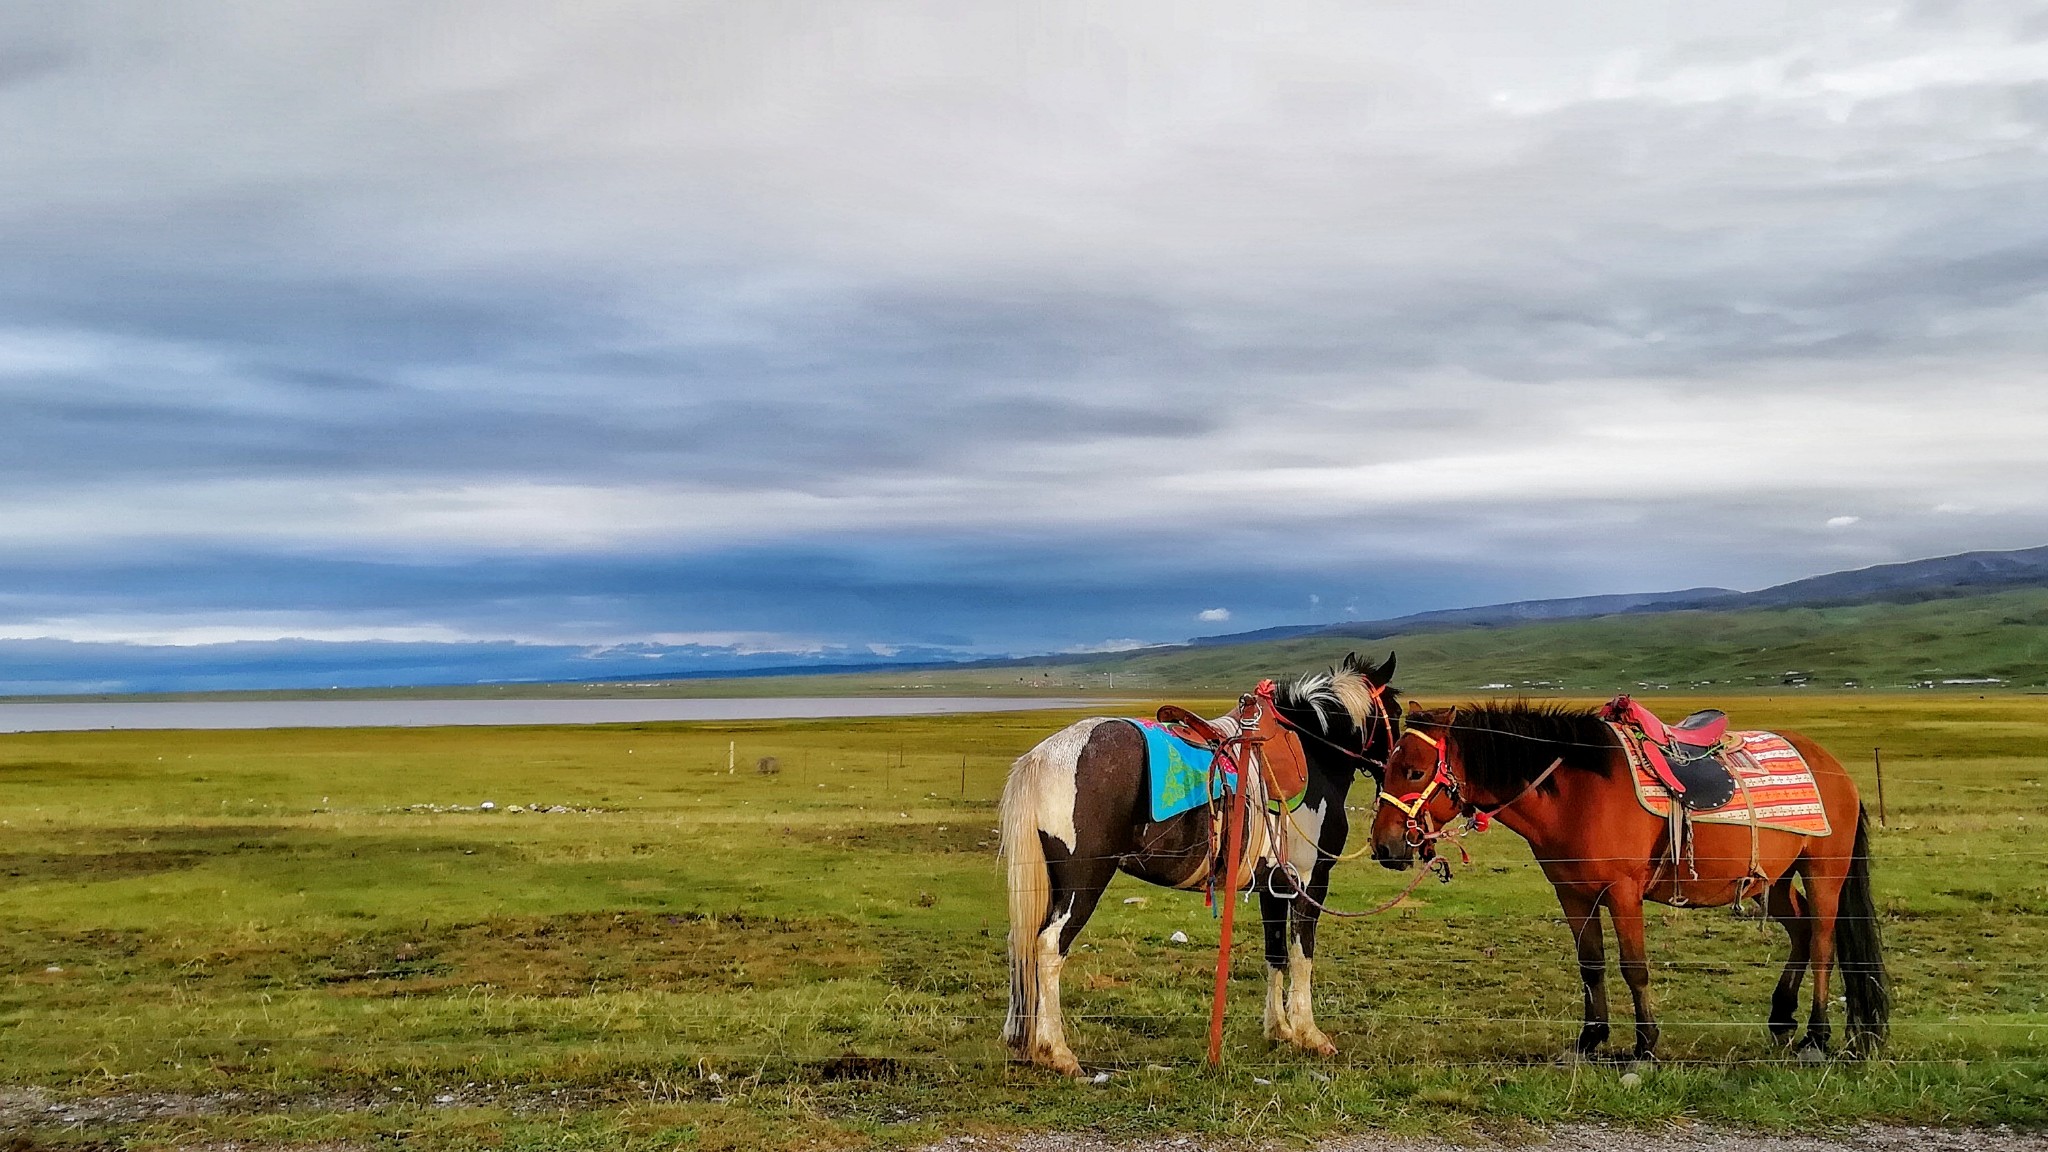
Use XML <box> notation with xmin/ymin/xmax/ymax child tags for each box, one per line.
<box><xmin>1377</xmin><ymin>719</ymin><xmax>1563</xmax><ymax>864</ymax></box>
<box><xmin>1376</xmin><ymin>726</ymin><xmax>1474</xmax><ymax>862</ymax></box>
<box><xmin>1229</xmin><ymin>674</ymin><xmax>1420</xmax><ymax>916</ymax></box>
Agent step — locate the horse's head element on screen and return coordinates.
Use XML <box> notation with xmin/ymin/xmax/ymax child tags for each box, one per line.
<box><xmin>1370</xmin><ymin>706</ymin><xmax>1464</xmax><ymax>869</ymax></box>
<box><xmin>1267</xmin><ymin>651</ymin><xmax>1400</xmax><ymax>780</ymax></box>
<box><xmin>1351</xmin><ymin>651</ymin><xmax>1404</xmax><ymax>774</ymax></box>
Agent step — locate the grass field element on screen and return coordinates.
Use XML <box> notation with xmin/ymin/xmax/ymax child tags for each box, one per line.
<box><xmin>3</xmin><ymin>693</ymin><xmax>2046</xmax><ymax>1149</ymax></box>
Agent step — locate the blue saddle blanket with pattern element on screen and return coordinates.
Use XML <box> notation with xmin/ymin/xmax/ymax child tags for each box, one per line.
<box><xmin>1134</xmin><ymin>719</ymin><xmax>1238</xmax><ymax>822</ymax></box>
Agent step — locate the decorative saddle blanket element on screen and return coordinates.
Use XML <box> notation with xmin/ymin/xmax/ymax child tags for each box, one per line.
<box><xmin>1611</xmin><ymin>723</ymin><xmax>1833</xmax><ymax>837</ymax></box>
<box><xmin>1134</xmin><ymin>719</ymin><xmax>1239</xmax><ymax>822</ymax></box>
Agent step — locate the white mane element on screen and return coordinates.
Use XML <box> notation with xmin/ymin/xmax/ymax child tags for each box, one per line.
<box><xmin>1282</xmin><ymin>666</ymin><xmax>1378</xmax><ymax>732</ymax></box>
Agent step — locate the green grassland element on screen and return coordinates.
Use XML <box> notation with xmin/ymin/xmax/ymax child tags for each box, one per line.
<box><xmin>3</xmin><ymin>694</ymin><xmax>2046</xmax><ymax>1149</ymax></box>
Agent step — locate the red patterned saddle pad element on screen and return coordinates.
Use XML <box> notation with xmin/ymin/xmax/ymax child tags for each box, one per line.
<box><xmin>1608</xmin><ymin>723</ymin><xmax>1833</xmax><ymax>836</ymax></box>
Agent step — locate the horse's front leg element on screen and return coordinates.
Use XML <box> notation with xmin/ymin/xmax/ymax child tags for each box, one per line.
<box><xmin>1257</xmin><ymin>875</ymin><xmax>1297</xmax><ymax>1046</ymax></box>
<box><xmin>1283</xmin><ymin>863</ymin><xmax>1338</xmax><ymax>1056</ymax></box>
<box><xmin>1607</xmin><ymin>884</ymin><xmax>1660</xmax><ymax>1061</ymax></box>
<box><xmin>1556</xmin><ymin>887</ymin><xmax>1610</xmax><ymax>1059</ymax></box>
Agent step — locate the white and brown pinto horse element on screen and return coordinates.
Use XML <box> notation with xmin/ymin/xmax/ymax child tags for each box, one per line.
<box><xmin>1000</xmin><ymin>653</ymin><xmax>1399</xmax><ymax>1076</ymax></box>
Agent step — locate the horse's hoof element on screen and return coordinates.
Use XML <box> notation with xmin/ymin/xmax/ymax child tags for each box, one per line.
<box><xmin>1290</xmin><ymin>1025</ymin><xmax>1337</xmax><ymax>1056</ymax></box>
<box><xmin>1795</xmin><ymin>1043</ymin><xmax>1828</xmax><ymax>1065</ymax></box>
<box><xmin>1034</xmin><ymin>1049</ymin><xmax>1084</xmax><ymax>1078</ymax></box>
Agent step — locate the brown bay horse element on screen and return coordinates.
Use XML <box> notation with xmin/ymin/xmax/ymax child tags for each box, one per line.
<box><xmin>1000</xmin><ymin>653</ymin><xmax>1400</xmax><ymax>1075</ymax></box>
<box><xmin>1369</xmin><ymin>702</ymin><xmax>1888</xmax><ymax>1062</ymax></box>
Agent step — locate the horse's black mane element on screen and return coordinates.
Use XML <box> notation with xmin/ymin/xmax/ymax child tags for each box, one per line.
<box><xmin>1428</xmin><ymin>700</ymin><xmax>1614</xmax><ymax>798</ymax></box>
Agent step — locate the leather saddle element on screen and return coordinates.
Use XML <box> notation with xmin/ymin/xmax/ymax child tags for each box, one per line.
<box><xmin>1598</xmin><ymin>694</ymin><xmax>1738</xmax><ymax>811</ymax></box>
<box><xmin>1156</xmin><ymin>694</ymin><xmax>1310</xmax><ymax>808</ymax></box>
<box><xmin>1156</xmin><ymin>704</ymin><xmax>1228</xmax><ymax>747</ymax></box>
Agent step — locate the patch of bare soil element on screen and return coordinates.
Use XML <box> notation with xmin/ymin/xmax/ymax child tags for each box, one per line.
<box><xmin>0</xmin><ymin>1087</ymin><xmax>253</xmax><ymax>1128</ymax></box>
<box><xmin>0</xmin><ymin>1084</ymin><xmax>638</xmax><ymax>1130</ymax></box>
<box><xmin>6</xmin><ymin>1089</ymin><xmax>2041</xmax><ymax>1152</ymax></box>
<box><xmin>786</xmin><ymin>822</ymin><xmax>997</xmax><ymax>854</ymax></box>
<box><xmin>920</xmin><ymin>1128</ymin><xmax>2048</xmax><ymax>1152</ymax></box>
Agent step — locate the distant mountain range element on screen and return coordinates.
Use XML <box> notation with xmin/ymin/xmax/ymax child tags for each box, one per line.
<box><xmin>11</xmin><ymin>543</ymin><xmax>2046</xmax><ymax>698</ymax></box>
<box><xmin>1188</xmin><ymin>543</ymin><xmax>2048</xmax><ymax>649</ymax></box>
<box><xmin>1190</xmin><ymin>588</ymin><xmax>1735</xmax><ymax>646</ymax></box>
<box><xmin>1678</xmin><ymin>543</ymin><xmax>2048</xmax><ymax>611</ymax></box>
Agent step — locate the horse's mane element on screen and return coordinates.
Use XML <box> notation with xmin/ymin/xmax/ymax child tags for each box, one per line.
<box><xmin>1276</xmin><ymin>662</ymin><xmax>1392</xmax><ymax>735</ymax></box>
<box><xmin>1419</xmin><ymin>700</ymin><xmax>1615</xmax><ymax>797</ymax></box>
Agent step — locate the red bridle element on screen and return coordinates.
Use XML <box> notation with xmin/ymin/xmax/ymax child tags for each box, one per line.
<box><xmin>1379</xmin><ymin>721</ymin><xmax>1568</xmax><ymax>868</ymax></box>
<box><xmin>1377</xmin><ymin>727</ymin><xmax>1483</xmax><ymax>857</ymax></box>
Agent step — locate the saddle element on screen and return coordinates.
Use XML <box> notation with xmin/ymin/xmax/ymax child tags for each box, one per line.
<box><xmin>1157</xmin><ymin>692</ymin><xmax>1309</xmax><ymax>807</ymax></box>
<box><xmin>1156</xmin><ymin>704</ymin><xmax>1228</xmax><ymax>748</ymax></box>
<box><xmin>1597</xmin><ymin>694</ymin><xmax>1738</xmax><ymax>811</ymax></box>
<box><xmin>1150</xmin><ymin>693</ymin><xmax>1297</xmax><ymax>898</ymax></box>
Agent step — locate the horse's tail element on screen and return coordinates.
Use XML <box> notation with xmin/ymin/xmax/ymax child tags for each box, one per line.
<box><xmin>1838</xmin><ymin>802</ymin><xmax>1890</xmax><ymax>1053</ymax></box>
<box><xmin>999</xmin><ymin>741</ymin><xmax>1057</xmax><ymax>1050</ymax></box>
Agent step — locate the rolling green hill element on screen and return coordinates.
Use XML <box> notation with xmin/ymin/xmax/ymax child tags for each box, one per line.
<box><xmin>671</xmin><ymin>585</ymin><xmax>2048</xmax><ymax>698</ymax></box>
<box><xmin>1061</xmin><ymin>585</ymin><xmax>2048</xmax><ymax>694</ymax></box>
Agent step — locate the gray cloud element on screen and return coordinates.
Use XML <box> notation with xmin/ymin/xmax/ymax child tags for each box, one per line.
<box><xmin>2</xmin><ymin>1</ymin><xmax>2046</xmax><ymax>657</ymax></box>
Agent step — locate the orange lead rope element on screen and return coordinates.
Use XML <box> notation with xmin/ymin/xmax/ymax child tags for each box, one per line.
<box><xmin>1206</xmin><ymin>690</ymin><xmax>1271</xmax><ymax>1067</ymax></box>
<box><xmin>1205</xmin><ymin>754</ymin><xmax>1250</xmax><ymax>1066</ymax></box>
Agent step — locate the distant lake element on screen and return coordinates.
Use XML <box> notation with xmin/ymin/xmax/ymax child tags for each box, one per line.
<box><xmin>0</xmin><ymin>697</ymin><xmax>1108</xmax><ymax>734</ymax></box>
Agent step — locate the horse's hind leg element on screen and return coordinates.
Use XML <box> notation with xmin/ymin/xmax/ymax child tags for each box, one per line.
<box><xmin>1766</xmin><ymin>876</ymin><xmax>1811</xmax><ymax>1045</ymax></box>
<box><xmin>1557</xmin><ymin>887</ymin><xmax>1611</xmax><ymax>1059</ymax></box>
<box><xmin>1797</xmin><ymin>866</ymin><xmax>1846</xmax><ymax>1060</ymax></box>
<box><xmin>1030</xmin><ymin>836</ymin><xmax>1119</xmax><ymax>1077</ymax></box>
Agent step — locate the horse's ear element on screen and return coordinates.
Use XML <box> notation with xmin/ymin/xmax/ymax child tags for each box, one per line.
<box><xmin>1339</xmin><ymin>650</ymin><xmax>1364</xmax><ymax>676</ymax></box>
<box><xmin>1370</xmin><ymin>651</ymin><xmax>1396</xmax><ymax>685</ymax></box>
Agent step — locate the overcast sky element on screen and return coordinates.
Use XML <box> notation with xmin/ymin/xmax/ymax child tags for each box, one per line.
<box><xmin>5</xmin><ymin>1</ymin><xmax>2048</xmax><ymax>686</ymax></box>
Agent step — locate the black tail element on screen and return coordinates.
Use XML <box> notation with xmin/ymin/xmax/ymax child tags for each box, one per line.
<box><xmin>1838</xmin><ymin>803</ymin><xmax>1890</xmax><ymax>1053</ymax></box>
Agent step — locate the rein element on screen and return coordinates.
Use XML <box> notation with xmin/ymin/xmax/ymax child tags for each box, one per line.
<box><xmin>1283</xmin><ymin>853</ymin><xmax>1447</xmax><ymax>918</ymax></box>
